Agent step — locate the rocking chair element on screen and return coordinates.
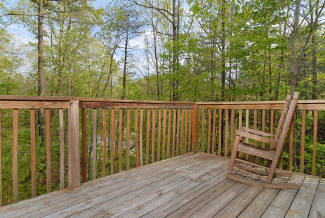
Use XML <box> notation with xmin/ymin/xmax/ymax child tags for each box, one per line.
<box><xmin>226</xmin><ymin>92</ymin><xmax>300</xmax><ymax>189</ymax></box>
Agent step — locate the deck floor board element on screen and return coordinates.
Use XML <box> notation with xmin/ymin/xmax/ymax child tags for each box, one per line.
<box><xmin>0</xmin><ymin>153</ymin><xmax>320</xmax><ymax>218</ymax></box>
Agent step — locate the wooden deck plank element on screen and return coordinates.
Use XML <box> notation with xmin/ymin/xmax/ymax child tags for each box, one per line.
<box><xmin>0</xmin><ymin>154</ymin><xmax>195</xmax><ymax>217</ymax></box>
<box><xmin>309</xmin><ymin>179</ymin><xmax>325</xmax><ymax>218</ymax></box>
<box><xmin>285</xmin><ymin>175</ymin><xmax>319</xmax><ymax>218</ymax></box>
<box><xmin>260</xmin><ymin>174</ymin><xmax>305</xmax><ymax>218</ymax></box>
<box><xmin>0</xmin><ymin>153</ymin><xmax>322</xmax><ymax>218</ymax></box>
<box><xmin>215</xmin><ymin>185</ymin><xmax>264</xmax><ymax>218</ymax></box>
<box><xmin>46</xmin><ymin>156</ymin><xmax>218</xmax><ymax>217</ymax></box>
<box><xmin>118</xmin><ymin>160</ymin><xmax>229</xmax><ymax>218</ymax></box>
<box><xmin>77</xmin><ymin>156</ymin><xmax>223</xmax><ymax>217</ymax></box>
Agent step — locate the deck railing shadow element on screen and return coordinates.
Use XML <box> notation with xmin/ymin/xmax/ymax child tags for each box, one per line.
<box><xmin>0</xmin><ymin>95</ymin><xmax>323</xmax><ymax>205</ymax></box>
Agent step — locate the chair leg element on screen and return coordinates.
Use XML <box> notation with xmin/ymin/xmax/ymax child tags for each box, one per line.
<box><xmin>267</xmin><ymin>160</ymin><xmax>277</xmax><ymax>184</ymax></box>
<box><xmin>227</xmin><ymin>135</ymin><xmax>241</xmax><ymax>175</ymax></box>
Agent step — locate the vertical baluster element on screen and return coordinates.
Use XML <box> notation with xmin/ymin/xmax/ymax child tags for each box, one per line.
<box><xmin>12</xmin><ymin>109</ymin><xmax>19</xmax><ymax>201</ymax></box>
<box><xmin>218</xmin><ymin>109</ymin><xmax>222</xmax><ymax>156</ymax></box>
<box><xmin>118</xmin><ymin>109</ymin><xmax>123</xmax><ymax>172</ymax></box>
<box><xmin>162</xmin><ymin>109</ymin><xmax>167</xmax><ymax>159</ymax></box>
<box><xmin>245</xmin><ymin>109</ymin><xmax>249</xmax><ymax>160</ymax></box>
<box><xmin>176</xmin><ymin>110</ymin><xmax>181</xmax><ymax>155</ymax></box>
<box><xmin>201</xmin><ymin>109</ymin><xmax>205</xmax><ymax>152</ymax></box>
<box><xmin>81</xmin><ymin>108</ymin><xmax>87</xmax><ymax>182</ymax></box>
<box><xmin>300</xmin><ymin>110</ymin><xmax>306</xmax><ymax>173</ymax></box>
<box><xmin>312</xmin><ymin>110</ymin><xmax>318</xmax><ymax>176</ymax></box>
<box><xmin>289</xmin><ymin>120</ymin><xmax>294</xmax><ymax>171</ymax></box>
<box><xmin>139</xmin><ymin>109</ymin><xmax>144</xmax><ymax>166</ymax></box>
<box><xmin>91</xmin><ymin>109</ymin><xmax>96</xmax><ymax>180</ymax></box>
<box><xmin>212</xmin><ymin>109</ymin><xmax>216</xmax><ymax>154</ymax></box>
<box><xmin>167</xmin><ymin>109</ymin><xmax>171</xmax><ymax>158</ymax></box>
<box><xmin>184</xmin><ymin>109</ymin><xmax>188</xmax><ymax>153</ymax></box>
<box><xmin>151</xmin><ymin>109</ymin><xmax>156</xmax><ymax>162</ymax></box>
<box><xmin>135</xmin><ymin>109</ymin><xmax>139</xmax><ymax>167</ymax></box>
<box><xmin>207</xmin><ymin>109</ymin><xmax>211</xmax><ymax>154</ymax></box>
<box><xmin>102</xmin><ymin>109</ymin><xmax>107</xmax><ymax>176</ymax></box>
<box><xmin>59</xmin><ymin>109</ymin><xmax>65</xmax><ymax>189</ymax></box>
<box><xmin>188</xmin><ymin>109</ymin><xmax>192</xmax><ymax>152</ymax></box>
<box><xmin>146</xmin><ymin>109</ymin><xmax>150</xmax><ymax>164</ymax></box>
<box><xmin>230</xmin><ymin>109</ymin><xmax>235</xmax><ymax>155</ymax></box>
<box><xmin>45</xmin><ymin>109</ymin><xmax>51</xmax><ymax>193</ymax></box>
<box><xmin>110</xmin><ymin>109</ymin><xmax>115</xmax><ymax>174</ymax></box>
<box><xmin>0</xmin><ymin>110</ymin><xmax>2</xmax><ymax>204</ymax></box>
<box><xmin>262</xmin><ymin>109</ymin><xmax>265</xmax><ymax>149</ymax></box>
<box><xmin>172</xmin><ymin>109</ymin><xmax>176</xmax><ymax>157</ymax></box>
<box><xmin>180</xmin><ymin>109</ymin><xmax>184</xmax><ymax>154</ymax></box>
<box><xmin>270</xmin><ymin>109</ymin><xmax>274</xmax><ymax>136</ymax></box>
<box><xmin>238</xmin><ymin>109</ymin><xmax>243</xmax><ymax>158</ymax></box>
<box><xmin>224</xmin><ymin>109</ymin><xmax>229</xmax><ymax>157</ymax></box>
<box><xmin>157</xmin><ymin>109</ymin><xmax>162</xmax><ymax>161</ymax></box>
<box><xmin>30</xmin><ymin>109</ymin><xmax>36</xmax><ymax>197</ymax></box>
<box><xmin>126</xmin><ymin>109</ymin><xmax>130</xmax><ymax>170</ymax></box>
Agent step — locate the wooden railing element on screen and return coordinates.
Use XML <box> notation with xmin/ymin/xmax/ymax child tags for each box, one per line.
<box><xmin>0</xmin><ymin>96</ymin><xmax>323</xmax><ymax>205</ymax></box>
<box><xmin>197</xmin><ymin>100</ymin><xmax>325</xmax><ymax>177</ymax></box>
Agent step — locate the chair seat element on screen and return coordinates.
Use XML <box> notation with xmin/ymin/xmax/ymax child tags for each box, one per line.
<box><xmin>238</xmin><ymin>143</ymin><xmax>275</xmax><ymax>160</ymax></box>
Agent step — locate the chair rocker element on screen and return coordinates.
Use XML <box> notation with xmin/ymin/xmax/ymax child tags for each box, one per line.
<box><xmin>226</xmin><ymin>92</ymin><xmax>300</xmax><ymax>189</ymax></box>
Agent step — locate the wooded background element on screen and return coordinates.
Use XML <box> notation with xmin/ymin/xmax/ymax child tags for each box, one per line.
<box><xmin>0</xmin><ymin>0</ymin><xmax>324</xmax><ymax>205</ymax></box>
<box><xmin>0</xmin><ymin>0</ymin><xmax>324</xmax><ymax>101</ymax></box>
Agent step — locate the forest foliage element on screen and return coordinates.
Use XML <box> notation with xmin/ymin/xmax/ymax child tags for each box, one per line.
<box><xmin>0</xmin><ymin>0</ymin><xmax>324</xmax><ymax>205</ymax></box>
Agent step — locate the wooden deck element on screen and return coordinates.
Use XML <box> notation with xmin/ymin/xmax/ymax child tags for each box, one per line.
<box><xmin>0</xmin><ymin>153</ymin><xmax>323</xmax><ymax>218</ymax></box>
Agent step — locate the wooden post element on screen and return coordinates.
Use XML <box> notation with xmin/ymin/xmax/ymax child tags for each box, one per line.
<box><xmin>45</xmin><ymin>109</ymin><xmax>51</xmax><ymax>192</ymax></box>
<box><xmin>30</xmin><ymin>109</ymin><xmax>36</xmax><ymax>197</ymax></box>
<box><xmin>312</xmin><ymin>110</ymin><xmax>318</xmax><ymax>176</ymax></box>
<box><xmin>91</xmin><ymin>109</ymin><xmax>97</xmax><ymax>180</ymax></box>
<box><xmin>191</xmin><ymin>105</ymin><xmax>198</xmax><ymax>153</ymax></box>
<box><xmin>59</xmin><ymin>109</ymin><xmax>65</xmax><ymax>189</ymax></box>
<box><xmin>300</xmin><ymin>110</ymin><xmax>306</xmax><ymax>173</ymax></box>
<box><xmin>12</xmin><ymin>109</ymin><xmax>18</xmax><ymax>202</ymax></box>
<box><xmin>68</xmin><ymin>100</ymin><xmax>80</xmax><ymax>188</ymax></box>
<box><xmin>81</xmin><ymin>108</ymin><xmax>87</xmax><ymax>182</ymax></box>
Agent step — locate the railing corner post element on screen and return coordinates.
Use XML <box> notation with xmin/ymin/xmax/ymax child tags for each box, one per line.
<box><xmin>68</xmin><ymin>100</ymin><xmax>80</xmax><ymax>188</ymax></box>
<box><xmin>192</xmin><ymin>104</ymin><xmax>199</xmax><ymax>153</ymax></box>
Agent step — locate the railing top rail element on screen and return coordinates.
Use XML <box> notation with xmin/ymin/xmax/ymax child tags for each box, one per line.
<box><xmin>0</xmin><ymin>95</ymin><xmax>324</xmax><ymax>108</ymax></box>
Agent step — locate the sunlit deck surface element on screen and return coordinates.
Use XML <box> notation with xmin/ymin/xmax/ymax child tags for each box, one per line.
<box><xmin>0</xmin><ymin>153</ymin><xmax>323</xmax><ymax>218</ymax></box>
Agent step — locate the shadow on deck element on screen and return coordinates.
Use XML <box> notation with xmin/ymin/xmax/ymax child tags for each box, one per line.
<box><xmin>0</xmin><ymin>153</ymin><xmax>323</xmax><ymax>218</ymax></box>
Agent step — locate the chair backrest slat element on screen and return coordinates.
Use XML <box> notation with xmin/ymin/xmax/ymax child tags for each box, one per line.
<box><xmin>274</xmin><ymin>92</ymin><xmax>299</xmax><ymax>153</ymax></box>
<box><xmin>272</xmin><ymin>95</ymin><xmax>291</xmax><ymax>149</ymax></box>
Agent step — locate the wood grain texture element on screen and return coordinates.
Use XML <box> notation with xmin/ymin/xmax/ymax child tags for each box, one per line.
<box><xmin>126</xmin><ymin>109</ymin><xmax>130</xmax><ymax>170</ymax></box>
<box><xmin>212</xmin><ymin>109</ymin><xmax>216</xmax><ymax>154</ymax></box>
<box><xmin>139</xmin><ymin>109</ymin><xmax>144</xmax><ymax>166</ymax></box>
<box><xmin>176</xmin><ymin>109</ymin><xmax>181</xmax><ymax>155</ymax></box>
<box><xmin>12</xmin><ymin>109</ymin><xmax>18</xmax><ymax>202</ymax></box>
<box><xmin>135</xmin><ymin>109</ymin><xmax>139</xmax><ymax>167</ymax></box>
<box><xmin>118</xmin><ymin>109</ymin><xmax>123</xmax><ymax>172</ymax></box>
<box><xmin>81</xmin><ymin>108</ymin><xmax>87</xmax><ymax>182</ymax></box>
<box><xmin>167</xmin><ymin>109</ymin><xmax>171</xmax><ymax>158</ymax></box>
<box><xmin>312</xmin><ymin>110</ymin><xmax>318</xmax><ymax>176</ymax></box>
<box><xmin>207</xmin><ymin>109</ymin><xmax>211</xmax><ymax>153</ymax></box>
<box><xmin>151</xmin><ymin>109</ymin><xmax>156</xmax><ymax>162</ymax></box>
<box><xmin>59</xmin><ymin>109</ymin><xmax>65</xmax><ymax>189</ymax></box>
<box><xmin>157</xmin><ymin>109</ymin><xmax>162</xmax><ymax>161</ymax></box>
<box><xmin>68</xmin><ymin>100</ymin><xmax>80</xmax><ymax>188</ymax></box>
<box><xmin>172</xmin><ymin>109</ymin><xmax>176</xmax><ymax>157</ymax></box>
<box><xmin>300</xmin><ymin>110</ymin><xmax>305</xmax><ymax>173</ymax></box>
<box><xmin>110</xmin><ymin>109</ymin><xmax>115</xmax><ymax>174</ymax></box>
<box><xmin>91</xmin><ymin>109</ymin><xmax>97</xmax><ymax>180</ymax></box>
<box><xmin>102</xmin><ymin>109</ymin><xmax>107</xmax><ymax>176</ymax></box>
<box><xmin>201</xmin><ymin>109</ymin><xmax>205</xmax><ymax>152</ymax></box>
<box><xmin>289</xmin><ymin>119</ymin><xmax>294</xmax><ymax>171</ymax></box>
<box><xmin>146</xmin><ymin>109</ymin><xmax>150</xmax><ymax>164</ymax></box>
<box><xmin>30</xmin><ymin>109</ymin><xmax>36</xmax><ymax>197</ymax></box>
<box><xmin>224</xmin><ymin>109</ymin><xmax>229</xmax><ymax>157</ymax></box>
<box><xmin>218</xmin><ymin>109</ymin><xmax>222</xmax><ymax>156</ymax></box>
<box><xmin>162</xmin><ymin>109</ymin><xmax>167</xmax><ymax>159</ymax></box>
<box><xmin>45</xmin><ymin>109</ymin><xmax>51</xmax><ymax>192</ymax></box>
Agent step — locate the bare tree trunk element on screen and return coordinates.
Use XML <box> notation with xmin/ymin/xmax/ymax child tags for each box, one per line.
<box><xmin>151</xmin><ymin>13</ymin><xmax>160</xmax><ymax>100</ymax></box>
<box><xmin>290</xmin><ymin>0</ymin><xmax>301</xmax><ymax>95</ymax></box>
<box><xmin>221</xmin><ymin>0</ymin><xmax>226</xmax><ymax>101</ymax></box>
<box><xmin>38</xmin><ymin>0</ymin><xmax>45</xmax><ymax>145</ymax></box>
<box><xmin>122</xmin><ymin>30</ymin><xmax>129</xmax><ymax>99</ymax></box>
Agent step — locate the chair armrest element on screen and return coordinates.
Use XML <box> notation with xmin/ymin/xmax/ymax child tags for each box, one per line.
<box><xmin>240</xmin><ymin>127</ymin><xmax>273</xmax><ymax>137</ymax></box>
<box><xmin>236</xmin><ymin>129</ymin><xmax>275</xmax><ymax>144</ymax></box>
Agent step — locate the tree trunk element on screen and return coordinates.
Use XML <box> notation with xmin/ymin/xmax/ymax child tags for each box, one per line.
<box><xmin>38</xmin><ymin>0</ymin><xmax>45</xmax><ymax>145</ymax></box>
<box><xmin>221</xmin><ymin>0</ymin><xmax>226</xmax><ymax>101</ymax></box>
<box><xmin>290</xmin><ymin>0</ymin><xmax>301</xmax><ymax>95</ymax></box>
<box><xmin>122</xmin><ymin>30</ymin><xmax>129</xmax><ymax>99</ymax></box>
<box><xmin>151</xmin><ymin>14</ymin><xmax>160</xmax><ymax>100</ymax></box>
